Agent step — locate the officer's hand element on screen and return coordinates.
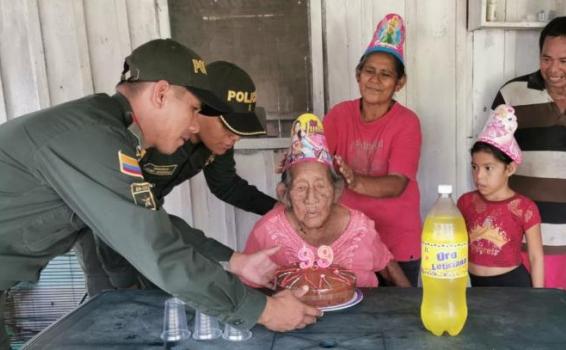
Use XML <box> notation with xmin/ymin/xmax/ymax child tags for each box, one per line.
<box><xmin>257</xmin><ymin>286</ymin><xmax>322</xmax><ymax>332</ymax></box>
<box><xmin>229</xmin><ymin>246</ymin><xmax>280</xmax><ymax>288</ymax></box>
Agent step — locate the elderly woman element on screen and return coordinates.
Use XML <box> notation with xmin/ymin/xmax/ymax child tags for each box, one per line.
<box><xmin>243</xmin><ymin>113</ymin><xmax>410</xmax><ymax>287</ymax></box>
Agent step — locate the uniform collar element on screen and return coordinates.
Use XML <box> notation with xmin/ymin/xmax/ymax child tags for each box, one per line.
<box><xmin>112</xmin><ymin>92</ymin><xmax>146</xmax><ymax>159</ymax></box>
<box><xmin>112</xmin><ymin>92</ymin><xmax>134</xmax><ymax>124</ymax></box>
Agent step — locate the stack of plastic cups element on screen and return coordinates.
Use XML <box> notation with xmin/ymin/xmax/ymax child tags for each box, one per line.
<box><xmin>192</xmin><ymin>311</ymin><xmax>222</xmax><ymax>340</ymax></box>
<box><xmin>222</xmin><ymin>323</ymin><xmax>252</xmax><ymax>341</ymax></box>
<box><xmin>161</xmin><ymin>297</ymin><xmax>191</xmax><ymax>346</ymax></box>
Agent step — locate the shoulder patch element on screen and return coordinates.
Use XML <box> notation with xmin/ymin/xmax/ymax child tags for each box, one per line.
<box><xmin>130</xmin><ymin>182</ymin><xmax>157</xmax><ymax>210</ymax></box>
<box><xmin>118</xmin><ymin>150</ymin><xmax>143</xmax><ymax>178</ymax></box>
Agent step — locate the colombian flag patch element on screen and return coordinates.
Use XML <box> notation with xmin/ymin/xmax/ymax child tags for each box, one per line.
<box><xmin>118</xmin><ymin>150</ymin><xmax>143</xmax><ymax>178</ymax></box>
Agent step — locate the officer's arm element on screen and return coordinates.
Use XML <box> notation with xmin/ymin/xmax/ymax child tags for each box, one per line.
<box><xmin>34</xmin><ymin>126</ymin><xmax>265</xmax><ymax>329</ymax></box>
<box><xmin>92</xmin><ymin>234</ymin><xmax>139</xmax><ymax>288</ymax></box>
<box><xmin>204</xmin><ymin>148</ymin><xmax>277</xmax><ymax>215</ymax></box>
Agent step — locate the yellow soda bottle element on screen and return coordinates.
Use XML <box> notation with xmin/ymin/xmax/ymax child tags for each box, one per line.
<box><xmin>421</xmin><ymin>184</ymin><xmax>468</xmax><ymax>336</ymax></box>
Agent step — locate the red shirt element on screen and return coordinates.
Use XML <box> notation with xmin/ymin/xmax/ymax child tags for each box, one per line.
<box><xmin>457</xmin><ymin>191</ymin><xmax>541</xmax><ymax>267</ymax></box>
<box><xmin>324</xmin><ymin>99</ymin><xmax>422</xmax><ymax>261</ymax></box>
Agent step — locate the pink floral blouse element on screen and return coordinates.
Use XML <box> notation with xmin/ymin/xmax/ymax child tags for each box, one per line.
<box><xmin>243</xmin><ymin>204</ymin><xmax>393</xmax><ymax>287</ymax></box>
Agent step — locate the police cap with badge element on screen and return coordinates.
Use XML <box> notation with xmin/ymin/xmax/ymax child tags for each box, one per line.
<box><xmin>120</xmin><ymin>38</ymin><xmax>231</xmax><ymax>116</ymax></box>
<box><xmin>205</xmin><ymin>61</ymin><xmax>266</xmax><ymax>136</ymax></box>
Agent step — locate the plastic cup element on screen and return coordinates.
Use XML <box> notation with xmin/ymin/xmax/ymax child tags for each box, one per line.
<box><xmin>161</xmin><ymin>297</ymin><xmax>191</xmax><ymax>343</ymax></box>
<box><xmin>222</xmin><ymin>323</ymin><xmax>252</xmax><ymax>341</ymax></box>
<box><xmin>192</xmin><ymin>311</ymin><xmax>222</xmax><ymax>340</ymax></box>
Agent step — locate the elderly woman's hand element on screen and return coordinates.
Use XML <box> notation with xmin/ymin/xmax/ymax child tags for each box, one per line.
<box><xmin>335</xmin><ymin>155</ymin><xmax>357</xmax><ymax>188</ymax></box>
<box><xmin>229</xmin><ymin>246</ymin><xmax>281</xmax><ymax>289</ymax></box>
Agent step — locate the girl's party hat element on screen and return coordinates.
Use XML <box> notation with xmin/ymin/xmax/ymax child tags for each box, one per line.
<box><xmin>477</xmin><ymin>104</ymin><xmax>522</xmax><ymax>164</ymax></box>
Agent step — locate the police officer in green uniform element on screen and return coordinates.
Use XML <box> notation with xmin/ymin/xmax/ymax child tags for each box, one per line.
<box><xmin>76</xmin><ymin>60</ymin><xmax>279</xmax><ymax>294</ymax></box>
<box><xmin>0</xmin><ymin>39</ymin><xmax>320</xmax><ymax>349</ymax></box>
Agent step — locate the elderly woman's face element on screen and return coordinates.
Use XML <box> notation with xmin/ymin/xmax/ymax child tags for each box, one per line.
<box><xmin>288</xmin><ymin>161</ymin><xmax>335</xmax><ymax>229</ymax></box>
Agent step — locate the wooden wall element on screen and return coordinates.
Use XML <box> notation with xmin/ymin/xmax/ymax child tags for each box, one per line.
<box><xmin>0</xmin><ymin>0</ymin><xmax>556</xmax><ymax>251</ymax></box>
<box><xmin>0</xmin><ymin>0</ymin><xmax>169</xmax><ymax>117</ymax></box>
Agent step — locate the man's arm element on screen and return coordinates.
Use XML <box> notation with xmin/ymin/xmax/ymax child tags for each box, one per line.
<box><xmin>34</xmin><ymin>126</ymin><xmax>264</xmax><ymax>328</ymax></box>
<box><xmin>204</xmin><ymin>148</ymin><xmax>277</xmax><ymax>215</ymax></box>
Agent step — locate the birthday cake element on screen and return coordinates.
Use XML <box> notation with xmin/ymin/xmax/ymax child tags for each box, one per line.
<box><xmin>275</xmin><ymin>264</ymin><xmax>357</xmax><ymax>307</ymax></box>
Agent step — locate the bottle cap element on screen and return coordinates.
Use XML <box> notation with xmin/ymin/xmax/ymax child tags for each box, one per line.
<box><xmin>438</xmin><ymin>184</ymin><xmax>453</xmax><ymax>194</ymax></box>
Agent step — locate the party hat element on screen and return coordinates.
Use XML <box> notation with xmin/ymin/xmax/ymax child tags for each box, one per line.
<box><xmin>477</xmin><ymin>104</ymin><xmax>522</xmax><ymax>164</ymax></box>
<box><xmin>283</xmin><ymin>113</ymin><xmax>333</xmax><ymax>171</ymax></box>
<box><xmin>363</xmin><ymin>13</ymin><xmax>405</xmax><ymax>65</ymax></box>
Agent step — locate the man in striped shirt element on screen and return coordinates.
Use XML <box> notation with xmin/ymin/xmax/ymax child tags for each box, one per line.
<box><xmin>491</xmin><ymin>16</ymin><xmax>566</xmax><ymax>289</ymax></box>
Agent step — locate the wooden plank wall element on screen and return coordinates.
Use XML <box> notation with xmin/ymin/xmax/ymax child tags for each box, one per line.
<box><xmin>0</xmin><ymin>0</ymin><xmax>559</xmax><ymax>251</ymax></box>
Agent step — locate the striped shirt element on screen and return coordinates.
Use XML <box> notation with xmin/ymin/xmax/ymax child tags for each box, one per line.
<box><xmin>492</xmin><ymin>71</ymin><xmax>566</xmax><ymax>253</ymax></box>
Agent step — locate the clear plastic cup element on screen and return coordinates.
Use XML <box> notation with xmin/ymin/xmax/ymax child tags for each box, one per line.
<box><xmin>161</xmin><ymin>297</ymin><xmax>191</xmax><ymax>342</ymax></box>
<box><xmin>222</xmin><ymin>323</ymin><xmax>252</xmax><ymax>341</ymax></box>
<box><xmin>192</xmin><ymin>311</ymin><xmax>222</xmax><ymax>340</ymax></box>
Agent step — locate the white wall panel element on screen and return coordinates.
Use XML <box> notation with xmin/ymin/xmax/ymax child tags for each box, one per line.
<box><xmin>309</xmin><ymin>0</ymin><xmax>324</xmax><ymax>117</ymax></box>
<box><xmin>189</xmin><ymin>172</ymin><xmax>238</xmax><ymax>249</ymax></box>
<box><xmin>513</xmin><ymin>31</ymin><xmax>540</xmax><ymax>75</ymax></box>
<box><xmin>38</xmin><ymin>0</ymin><xmax>93</xmax><ymax>104</ymax></box>
<box><xmin>126</xmin><ymin>0</ymin><xmax>170</xmax><ymax>47</ymax></box>
<box><xmin>162</xmin><ymin>182</ymin><xmax>194</xmax><ymax>226</ymax></box>
<box><xmin>233</xmin><ymin>150</ymin><xmax>281</xmax><ymax>250</ymax></box>
<box><xmin>324</xmin><ymin>0</ymin><xmax>356</xmax><ymax>105</ymax></box>
<box><xmin>454</xmin><ymin>0</ymin><xmax>475</xmax><ymax>197</ymax></box>
<box><xmin>0</xmin><ymin>0</ymin><xmax>49</xmax><ymax>119</ymax></box>
<box><xmin>83</xmin><ymin>0</ymin><xmax>132</xmax><ymax>94</ymax></box>
<box><xmin>409</xmin><ymin>0</ymin><xmax>458</xmax><ymax>213</ymax></box>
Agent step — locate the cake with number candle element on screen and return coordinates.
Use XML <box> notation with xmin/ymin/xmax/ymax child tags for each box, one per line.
<box><xmin>275</xmin><ymin>264</ymin><xmax>356</xmax><ymax>307</ymax></box>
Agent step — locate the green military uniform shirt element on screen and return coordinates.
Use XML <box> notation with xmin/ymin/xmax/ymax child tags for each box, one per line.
<box><xmin>0</xmin><ymin>93</ymin><xmax>266</xmax><ymax>329</ymax></box>
<box><xmin>89</xmin><ymin>110</ymin><xmax>278</xmax><ymax>290</ymax></box>
<box><xmin>141</xmin><ymin>140</ymin><xmax>276</xmax><ymax>215</ymax></box>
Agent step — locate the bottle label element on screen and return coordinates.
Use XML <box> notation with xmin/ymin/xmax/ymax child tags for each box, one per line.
<box><xmin>421</xmin><ymin>242</ymin><xmax>468</xmax><ymax>278</ymax></box>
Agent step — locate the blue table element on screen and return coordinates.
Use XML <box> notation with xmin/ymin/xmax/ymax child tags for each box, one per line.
<box><xmin>22</xmin><ymin>287</ymin><xmax>566</xmax><ymax>349</ymax></box>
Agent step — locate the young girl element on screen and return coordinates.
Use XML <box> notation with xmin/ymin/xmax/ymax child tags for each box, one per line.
<box><xmin>457</xmin><ymin>105</ymin><xmax>544</xmax><ymax>287</ymax></box>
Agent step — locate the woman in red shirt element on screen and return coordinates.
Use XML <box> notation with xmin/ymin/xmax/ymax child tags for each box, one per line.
<box><xmin>324</xmin><ymin>14</ymin><xmax>422</xmax><ymax>285</ymax></box>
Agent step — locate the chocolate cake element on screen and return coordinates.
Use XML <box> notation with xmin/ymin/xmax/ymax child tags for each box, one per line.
<box><xmin>275</xmin><ymin>264</ymin><xmax>356</xmax><ymax>307</ymax></box>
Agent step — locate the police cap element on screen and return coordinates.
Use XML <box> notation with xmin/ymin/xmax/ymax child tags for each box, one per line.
<box><xmin>120</xmin><ymin>39</ymin><xmax>230</xmax><ymax>116</ymax></box>
<box><xmin>203</xmin><ymin>61</ymin><xmax>266</xmax><ymax>136</ymax></box>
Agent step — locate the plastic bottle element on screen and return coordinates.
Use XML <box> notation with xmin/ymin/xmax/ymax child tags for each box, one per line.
<box><xmin>420</xmin><ymin>184</ymin><xmax>468</xmax><ymax>336</ymax></box>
